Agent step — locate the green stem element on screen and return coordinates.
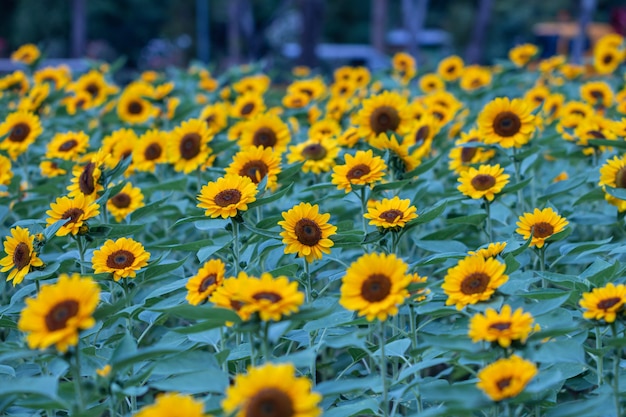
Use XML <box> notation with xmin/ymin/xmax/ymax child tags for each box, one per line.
<box><xmin>359</xmin><ymin>187</ymin><xmax>368</xmax><ymax>236</ymax></box>
<box><xmin>248</xmin><ymin>331</ymin><xmax>257</xmax><ymax>367</ymax></box>
<box><xmin>379</xmin><ymin>320</ymin><xmax>389</xmax><ymax>417</ymax></box>
<box><xmin>261</xmin><ymin>321</ymin><xmax>270</xmax><ymax>362</ymax></box>
<box><xmin>303</xmin><ymin>260</ymin><xmax>312</xmax><ymax>303</ymax></box>
<box><xmin>76</xmin><ymin>236</ymin><xmax>86</xmax><ymax>275</ymax></box>
<box><xmin>72</xmin><ymin>346</ymin><xmax>86</xmax><ymax>413</ymax></box>
<box><xmin>220</xmin><ymin>326</ymin><xmax>228</xmax><ymax>373</ymax></box>
<box><xmin>537</xmin><ymin>247</ymin><xmax>546</xmax><ymax>288</ymax></box>
<box><xmin>409</xmin><ymin>305</ymin><xmax>418</xmax><ymax>354</ymax></box>
<box><xmin>485</xmin><ymin>200</ymin><xmax>493</xmax><ymax>242</ymax></box>
<box><xmin>512</xmin><ymin>148</ymin><xmax>525</xmax><ymax>212</ymax></box>
<box><xmin>232</xmin><ymin>219</ymin><xmax>241</xmax><ymax>275</ymax></box>
<box><xmin>596</xmin><ymin>326</ymin><xmax>604</xmax><ymax>386</ymax></box>
<box><xmin>612</xmin><ymin>323</ymin><xmax>621</xmax><ymax>416</ymax></box>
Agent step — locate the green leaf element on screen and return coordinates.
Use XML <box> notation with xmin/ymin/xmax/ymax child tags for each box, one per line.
<box><xmin>316</xmin><ymin>376</ymin><xmax>381</xmax><ymax>396</ymax></box>
<box><xmin>446</xmin><ymin>213</ymin><xmax>487</xmax><ymax>225</ymax></box>
<box><xmin>150</xmin><ymin>370</ymin><xmax>228</xmax><ymax>394</ymax></box>
<box><xmin>604</xmin><ymin>186</ymin><xmax>626</xmax><ymax>201</ymax></box>
<box><xmin>323</xmin><ymin>399</ymin><xmax>378</xmax><ymax>417</ymax></box>
<box><xmin>402</xmin><ymin>154</ymin><xmax>442</xmax><ymax>178</ymax></box>
<box><xmin>0</xmin><ymin>376</ymin><xmax>63</xmax><ymax>402</ymax></box>
<box><xmin>588</xmin><ymin>139</ymin><xmax>626</xmax><ymax>150</ymax></box>
<box><xmin>415</xmin><ymin>201</ymin><xmax>448</xmax><ymax>225</ymax></box>
<box><xmin>276</xmin><ymin>162</ymin><xmax>303</xmax><ymax>183</ymax></box>
<box><xmin>241</xmin><ymin>222</ymin><xmax>281</xmax><ymax>240</ymax></box>
<box><xmin>249</xmin><ymin>183</ymin><xmax>294</xmax><ymax>209</ymax></box>
<box><xmin>501</xmin><ymin>176</ymin><xmax>533</xmax><ymax>194</ymax></box>
<box><xmin>143</xmin><ymin>256</ymin><xmax>188</xmax><ymax>280</ymax></box>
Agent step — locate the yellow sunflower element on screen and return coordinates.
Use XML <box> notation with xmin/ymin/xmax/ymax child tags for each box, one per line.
<box><xmin>282</xmin><ymin>91</ymin><xmax>311</xmax><ymax>109</ymax></box>
<box><xmin>309</xmin><ymin>118</ymin><xmax>341</xmax><ymax>139</ymax></box>
<box><xmin>448</xmin><ymin>129</ymin><xmax>495</xmax><ymax>173</ymax></box>
<box><xmin>278</xmin><ymin>202</ymin><xmax>337</xmax><ymax>263</ymax></box>
<box><xmin>287</xmin><ymin>77</ymin><xmax>326</xmax><ymax>101</ymax></box>
<box><xmin>0</xmin><ymin>227</ymin><xmax>43</xmax><ymax>286</ymax></box>
<box><xmin>18</xmin><ymin>82</ymin><xmax>50</xmax><ymax>112</ymax></box>
<box><xmin>168</xmin><ymin>118</ymin><xmax>214</xmax><ymax>174</ymax></box>
<box><xmin>477</xmin><ymin>356</ymin><xmax>537</xmax><ymax>402</ymax></box>
<box><xmin>542</xmin><ymin>93</ymin><xmax>565</xmax><ymax>124</ymax></box>
<box><xmin>515</xmin><ymin>207</ymin><xmax>569</xmax><ymax>249</ymax></box>
<box><xmin>68</xmin><ymin>69</ymin><xmax>114</xmax><ymax>108</ymax></box>
<box><xmin>67</xmin><ymin>161</ymin><xmax>104</xmax><ymax>202</ymax></box>
<box><xmin>337</xmin><ymin>127</ymin><xmax>362</xmax><ymax>148</ymax></box>
<box><xmin>287</xmin><ymin>136</ymin><xmax>340</xmax><ymax>174</ymax></box>
<box><xmin>233</xmin><ymin>74</ymin><xmax>271</xmax><ymax>96</ymax></box>
<box><xmin>364</xmin><ymin>196</ymin><xmax>418</xmax><ymax>229</ymax></box>
<box><xmin>437</xmin><ymin>55</ymin><xmax>464</xmax><ymax>81</ymax></box>
<box><xmin>132</xmin><ymin>129</ymin><xmax>168</xmax><ymax>172</ymax></box>
<box><xmin>442</xmin><ymin>255</ymin><xmax>508</xmax><ymax>310</ymax></box>
<box><xmin>91</xmin><ymin>237</ymin><xmax>150</xmax><ymax>281</ymax></box>
<box><xmin>226</xmin><ymin>146</ymin><xmax>281</xmax><ymax>190</ymax></box>
<box><xmin>468</xmin><ymin>242</ymin><xmax>507</xmax><ymax>259</ymax></box>
<box><xmin>197</xmin><ymin>174</ymin><xmax>257</xmax><ymax>219</ymax></box>
<box><xmin>331</xmin><ymin>149</ymin><xmax>387</xmax><ymax>193</ymax></box>
<box><xmin>404</xmin><ymin>113</ymin><xmax>439</xmax><ymax>154</ymax></box>
<box><xmin>11</xmin><ymin>44</ymin><xmax>40</xmax><ymax>65</ymax></box>
<box><xmin>459</xmin><ymin>65</ymin><xmax>492</xmax><ymax>91</ymax></box>
<box><xmin>39</xmin><ymin>161</ymin><xmax>66</xmax><ymax>178</ymax></box>
<box><xmin>419</xmin><ymin>73</ymin><xmax>445</xmax><ymax>93</ymax></box>
<box><xmin>64</xmin><ymin>91</ymin><xmax>93</xmax><ymax>115</ymax></box>
<box><xmin>508</xmin><ymin>43</ymin><xmax>538</xmax><ymax>67</ymax></box>
<box><xmin>231</xmin><ymin>93</ymin><xmax>266</xmax><ymax>119</ymax></box>
<box><xmin>523</xmin><ymin>84</ymin><xmax>550</xmax><ymax>110</ymax></box>
<box><xmin>17</xmin><ymin>274</ymin><xmax>100</xmax><ymax>353</ymax></box>
<box><xmin>477</xmin><ymin>97</ymin><xmax>535</xmax><ymax>148</ymax></box>
<box><xmin>34</xmin><ymin>66</ymin><xmax>72</xmax><ymax>91</ymax></box>
<box><xmin>409</xmin><ymin>272</ymin><xmax>430</xmax><ymax>302</ymax></box>
<box><xmin>370</xmin><ymin>132</ymin><xmax>421</xmax><ymax>173</ymax></box>
<box><xmin>239</xmin><ymin>273</ymin><xmax>305</xmax><ymax>321</ymax></box>
<box><xmin>45</xmin><ymin>131</ymin><xmax>89</xmax><ymax>160</ymax></box>
<box><xmin>457</xmin><ymin>164</ymin><xmax>510</xmax><ymax>201</ymax></box>
<box><xmin>223</xmin><ymin>362</ymin><xmax>321</xmax><ymax>417</ymax></box>
<box><xmin>106</xmin><ymin>182</ymin><xmax>145</xmax><ymax>222</ymax></box>
<box><xmin>46</xmin><ymin>194</ymin><xmax>100</xmax><ymax>237</ymax></box>
<box><xmin>0</xmin><ymin>154</ymin><xmax>13</xmax><ymax>185</ymax></box>
<box><xmin>135</xmin><ymin>392</ymin><xmax>207</xmax><ymax>417</ymax></box>
<box><xmin>354</xmin><ymin>91</ymin><xmax>414</xmax><ymax>141</ymax></box>
<box><xmin>200</xmin><ymin>102</ymin><xmax>229</xmax><ymax>134</ymax></box>
<box><xmin>594</xmin><ymin>43</ymin><xmax>622</xmax><ymax>75</ymax></box>
<box><xmin>0</xmin><ymin>111</ymin><xmax>43</xmax><ymax>160</ymax></box>
<box><xmin>339</xmin><ymin>252</ymin><xmax>411</xmax><ymax>321</ymax></box>
<box><xmin>185</xmin><ymin>259</ymin><xmax>226</xmax><ymax>306</ymax></box>
<box><xmin>238</xmin><ymin>114</ymin><xmax>291</xmax><ymax>153</ymax></box>
<box><xmin>468</xmin><ymin>305</ymin><xmax>534</xmax><ymax>348</ymax></box>
<box><xmin>116</xmin><ymin>85</ymin><xmax>156</xmax><ymax>125</ymax></box>
<box><xmin>580</xmin><ymin>81</ymin><xmax>613</xmax><ymax>108</ymax></box>
<box><xmin>209</xmin><ymin>274</ymin><xmax>251</xmax><ymax>321</ymax></box>
<box><xmin>579</xmin><ymin>283</ymin><xmax>626</xmax><ymax>323</ymax></box>
<box><xmin>559</xmin><ymin>101</ymin><xmax>594</xmax><ymax>128</ymax></box>
<box><xmin>391</xmin><ymin>52</ymin><xmax>417</xmax><ymax>83</ymax></box>
<box><xmin>0</xmin><ymin>70</ymin><xmax>30</xmax><ymax>95</ymax></box>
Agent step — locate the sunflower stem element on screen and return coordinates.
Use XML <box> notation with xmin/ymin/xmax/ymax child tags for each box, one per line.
<box><xmin>485</xmin><ymin>199</ymin><xmax>493</xmax><ymax>242</ymax></box>
<box><xmin>76</xmin><ymin>235</ymin><xmax>86</xmax><ymax>275</ymax></box>
<box><xmin>379</xmin><ymin>320</ymin><xmax>390</xmax><ymax>417</ymax></box>
<box><xmin>596</xmin><ymin>326</ymin><xmax>604</xmax><ymax>385</ymax></box>
<box><xmin>248</xmin><ymin>331</ymin><xmax>257</xmax><ymax>367</ymax></box>
<box><xmin>219</xmin><ymin>326</ymin><xmax>228</xmax><ymax>373</ymax></box>
<box><xmin>359</xmin><ymin>187</ymin><xmax>368</xmax><ymax>237</ymax></box>
<box><xmin>232</xmin><ymin>219</ymin><xmax>241</xmax><ymax>275</ymax></box>
<box><xmin>612</xmin><ymin>322</ymin><xmax>621</xmax><ymax>416</ymax></box>
<box><xmin>409</xmin><ymin>305</ymin><xmax>419</xmax><ymax>355</ymax></box>
<box><xmin>537</xmin><ymin>247</ymin><xmax>546</xmax><ymax>288</ymax></box>
<box><xmin>303</xmin><ymin>259</ymin><xmax>312</xmax><ymax>303</ymax></box>
<box><xmin>511</xmin><ymin>148</ymin><xmax>525</xmax><ymax>212</ymax></box>
<box><xmin>261</xmin><ymin>321</ymin><xmax>271</xmax><ymax>362</ymax></box>
<box><xmin>71</xmin><ymin>345</ymin><xmax>86</xmax><ymax>413</ymax></box>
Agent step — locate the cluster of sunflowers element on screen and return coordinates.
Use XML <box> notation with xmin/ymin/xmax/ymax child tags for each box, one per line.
<box><xmin>2</xmin><ymin>35</ymin><xmax>626</xmax><ymax>416</ymax></box>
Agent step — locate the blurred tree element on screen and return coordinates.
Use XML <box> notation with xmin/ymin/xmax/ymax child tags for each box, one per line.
<box><xmin>370</xmin><ymin>0</ymin><xmax>388</xmax><ymax>53</ymax></box>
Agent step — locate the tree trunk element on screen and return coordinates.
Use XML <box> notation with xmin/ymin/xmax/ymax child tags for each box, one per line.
<box><xmin>571</xmin><ymin>0</ymin><xmax>597</xmax><ymax>64</ymax></box>
<box><xmin>298</xmin><ymin>0</ymin><xmax>324</xmax><ymax>67</ymax></box>
<box><xmin>71</xmin><ymin>0</ymin><xmax>87</xmax><ymax>58</ymax></box>
<box><xmin>465</xmin><ymin>0</ymin><xmax>493</xmax><ymax>64</ymax></box>
<box><xmin>370</xmin><ymin>0</ymin><xmax>388</xmax><ymax>54</ymax></box>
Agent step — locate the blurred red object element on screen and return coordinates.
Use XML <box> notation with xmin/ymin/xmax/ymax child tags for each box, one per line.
<box><xmin>611</xmin><ymin>7</ymin><xmax>626</xmax><ymax>35</ymax></box>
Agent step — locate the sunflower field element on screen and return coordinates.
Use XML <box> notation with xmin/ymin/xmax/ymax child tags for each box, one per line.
<box><xmin>2</xmin><ymin>37</ymin><xmax>626</xmax><ymax>417</ymax></box>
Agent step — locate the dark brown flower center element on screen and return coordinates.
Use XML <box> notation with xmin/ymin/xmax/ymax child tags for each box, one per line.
<box><xmin>471</xmin><ymin>174</ymin><xmax>496</xmax><ymax>191</ymax></box>
<box><xmin>9</xmin><ymin>123</ymin><xmax>30</xmax><ymax>142</ymax></box>
<box><xmin>460</xmin><ymin>272</ymin><xmax>490</xmax><ymax>295</ymax></box>
<box><xmin>294</xmin><ymin>218</ymin><xmax>322</xmax><ymax>246</ymax></box>
<box><xmin>252</xmin><ymin>291</ymin><xmax>283</xmax><ymax>303</ymax></box>
<box><xmin>496</xmin><ymin>377</ymin><xmax>512</xmax><ymax>391</ymax></box>
<box><xmin>239</xmin><ymin>160</ymin><xmax>268</xmax><ymax>184</ymax></box>
<box><xmin>61</xmin><ymin>208</ymin><xmax>84</xmax><ymax>227</ymax></box>
<box><xmin>602</xmin><ymin>54</ymin><xmax>614</xmax><ymax>65</ymax></box>
<box><xmin>590</xmin><ymin>90</ymin><xmax>604</xmax><ymax>100</ymax></box>
<box><xmin>59</xmin><ymin>139</ymin><xmax>78</xmax><ymax>152</ymax></box>
<box><xmin>531</xmin><ymin>222</ymin><xmax>554</xmax><ymax>239</ymax></box>
<box><xmin>45</xmin><ymin>300</ymin><xmax>79</xmax><ymax>331</ymax></box>
<box><xmin>106</xmin><ymin>250</ymin><xmax>135</xmax><ymax>269</ymax></box>
<box><xmin>253</xmin><ymin>127</ymin><xmax>277</xmax><ymax>148</ymax></box>
<box><xmin>13</xmin><ymin>242</ymin><xmax>30</xmax><ymax>270</ymax></box>
<box><xmin>597</xmin><ymin>297</ymin><xmax>622</xmax><ymax>310</ymax></box>
<box><xmin>205</xmin><ymin>115</ymin><xmax>215</xmax><ymax>125</ymax></box>
<box><xmin>79</xmin><ymin>162</ymin><xmax>97</xmax><ymax>195</ymax></box>
<box><xmin>370</xmin><ymin>106</ymin><xmax>400</xmax><ymax>134</ymax></box>
<box><xmin>246</xmin><ymin>387</ymin><xmax>294</xmax><ymax>417</ymax></box>
<box><xmin>361</xmin><ymin>273</ymin><xmax>392</xmax><ymax>302</ymax></box>
<box><xmin>301</xmin><ymin>143</ymin><xmax>327</xmax><ymax>161</ymax></box>
<box><xmin>346</xmin><ymin>164</ymin><xmax>370</xmax><ymax>180</ymax></box>
<box><xmin>128</xmin><ymin>100</ymin><xmax>143</xmax><ymax>115</ymax></box>
<box><xmin>432</xmin><ymin>111</ymin><xmax>444</xmax><ymax>121</ymax></box>
<box><xmin>492</xmin><ymin>111</ymin><xmax>521</xmax><ymax>137</ymax></box>
<box><xmin>587</xmin><ymin>130</ymin><xmax>605</xmax><ymax>139</ymax></box>
<box><xmin>300</xmin><ymin>88</ymin><xmax>313</xmax><ymax>97</ymax></box>
<box><xmin>414</xmin><ymin>126</ymin><xmax>430</xmax><ymax>144</ymax></box>
<box><xmin>85</xmin><ymin>83</ymin><xmax>100</xmax><ymax>98</ymax></box>
<box><xmin>230</xmin><ymin>300</ymin><xmax>244</xmax><ymax>311</ymax></box>
<box><xmin>144</xmin><ymin>143</ymin><xmax>162</xmax><ymax>161</ymax></box>
<box><xmin>615</xmin><ymin>167</ymin><xmax>626</xmax><ymax>189</ymax></box>
<box><xmin>179</xmin><ymin>133</ymin><xmax>202</xmax><ymax>160</ymax></box>
<box><xmin>214</xmin><ymin>189</ymin><xmax>242</xmax><ymax>207</ymax></box>
<box><xmin>240</xmin><ymin>102</ymin><xmax>255</xmax><ymax>116</ymax></box>
<box><xmin>379</xmin><ymin>209</ymin><xmax>403</xmax><ymax>223</ymax></box>
<box><xmin>461</xmin><ymin>141</ymin><xmax>479</xmax><ymax>163</ymax></box>
<box><xmin>488</xmin><ymin>321</ymin><xmax>511</xmax><ymax>331</ymax></box>
<box><xmin>199</xmin><ymin>274</ymin><xmax>217</xmax><ymax>292</ymax></box>
<box><xmin>110</xmin><ymin>192</ymin><xmax>131</xmax><ymax>208</ymax></box>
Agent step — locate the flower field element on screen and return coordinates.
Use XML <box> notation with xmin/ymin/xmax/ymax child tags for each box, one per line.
<box><xmin>2</xmin><ymin>38</ymin><xmax>626</xmax><ymax>416</ymax></box>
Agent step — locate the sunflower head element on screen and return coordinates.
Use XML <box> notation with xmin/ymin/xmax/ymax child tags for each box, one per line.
<box><xmin>168</xmin><ymin>118</ymin><xmax>214</xmax><ymax>174</ymax></box>
<box><xmin>477</xmin><ymin>355</ymin><xmax>537</xmax><ymax>401</ymax></box>
<box><xmin>331</xmin><ymin>149</ymin><xmax>387</xmax><ymax>193</ymax></box>
<box><xmin>91</xmin><ymin>237</ymin><xmax>150</xmax><ymax>281</ymax></box>
<box><xmin>239</xmin><ymin>273</ymin><xmax>305</xmax><ymax>322</ymax></box>
<box><xmin>11</xmin><ymin>44</ymin><xmax>41</xmax><ymax>65</ymax></box>
<box><xmin>354</xmin><ymin>91</ymin><xmax>413</xmax><ymax>141</ymax></box>
<box><xmin>477</xmin><ymin>97</ymin><xmax>535</xmax><ymax>149</ymax></box>
<box><xmin>0</xmin><ymin>111</ymin><xmax>44</xmax><ymax>160</ymax></box>
<box><xmin>287</xmin><ymin>136</ymin><xmax>340</xmax><ymax>174</ymax></box>
<box><xmin>238</xmin><ymin>113</ymin><xmax>292</xmax><ymax>153</ymax></box>
<box><xmin>468</xmin><ymin>304</ymin><xmax>535</xmax><ymax>348</ymax></box>
<box><xmin>364</xmin><ymin>196</ymin><xmax>418</xmax><ymax>230</ymax></box>
<box><xmin>185</xmin><ymin>259</ymin><xmax>226</xmax><ymax>306</ymax></box>
<box><xmin>0</xmin><ymin>226</ymin><xmax>44</xmax><ymax>286</ymax></box>
<box><xmin>197</xmin><ymin>174</ymin><xmax>258</xmax><ymax>219</ymax></box>
<box><xmin>515</xmin><ymin>207</ymin><xmax>569</xmax><ymax>248</ymax></box>
<box><xmin>468</xmin><ymin>242</ymin><xmax>507</xmax><ymax>259</ymax></box>
<box><xmin>438</xmin><ymin>55</ymin><xmax>464</xmax><ymax>81</ymax></box>
<box><xmin>457</xmin><ymin>164</ymin><xmax>510</xmax><ymax>201</ymax></box>
<box><xmin>579</xmin><ymin>283</ymin><xmax>626</xmax><ymax>323</ymax></box>
<box><xmin>508</xmin><ymin>43</ymin><xmax>538</xmax><ymax>67</ymax></box>
<box><xmin>135</xmin><ymin>392</ymin><xmax>207</xmax><ymax>417</ymax></box>
<box><xmin>46</xmin><ymin>194</ymin><xmax>101</xmax><ymax>237</ymax></box>
<box><xmin>278</xmin><ymin>202</ymin><xmax>337</xmax><ymax>263</ymax></box>
<box><xmin>226</xmin><ymin>146</ymin><xmax>282</xmax><ymax>191</ymax></box>
<box><xmin>106</xmin><ymin>182</ymin><xmax>145</xmax><ymax>222</ymax></box>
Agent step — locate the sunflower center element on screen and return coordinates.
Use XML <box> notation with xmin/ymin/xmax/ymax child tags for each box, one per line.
<box><xmin>252</xmin><ymin>291</ymin><xmax>283</xmax><ymax>303</ymax></box>
<box><xmin>588</xmin><ymin>130</ymin><xmax>605</xmax><ymax>139</ymax></box>
<box><xmin>460</xmin><ymin>272</ymin><xmax>490</xmax><ymax>295</ymax></box>
<box><xmin>496</xmin><ymin>377</ymin><xmax>512</xmax><ymax>391</ymax></box>
<box><xmin>9</xmin><ymin>123</ymin><xmax>31</xmax><ymax>142</ymax></box>
<box><xmin>61</xmin><ymin>208</ymin><xmax>84</xmax><ymax>226</ymax></box>
<box><xmin>597</xmin><ymin>297</ymin><xmax>622</xmax><ymax>310</ymax></box>
<box><xmin>346</xmin><ymin>164</ymin><xmax>370</xmax><ymax>180</ymax></box>
<box><xmin>240</xmin><ymin>102</ymin><xmax>255</xmax><ymax>116</ymax></box>
<box><xmin>214</xmin><ymin>189</ymin><xmax>242</xmax><ymax>207</ymax></box>
<box><xmin>144</xmin><ymin>143</ymin><xmax>162</xmax><ymax>160</ymax></box>
<box><xmin>13</xmin><ymin>242</ymin><xmax>30</xmax><ymax>270</ymax></box>
<box><xmin>414</xmin><ymin>126</ymin><xmax>430</xmax><ymax>144</ymax></box>
<box><xmin>240</xmin><ymin>160</ymin><xmax>268</xmax><ymax>184</ymax></box>
<box><xmin>128</xmin><ymin>100</ymin><xmax>143</xmax><ymax>115</ymax></box>
<box><xmin>59</xmin><ymin>139</ymin><xmax>78</xmax><ymax>152</ymax></box>
<box><xmin>111</xmin><ymin>192</ymin><xmax>131</xmax><ymax>208</ymax></box>
<box><xmin>471</xmin><ymin>174</ymin><xmax>496</xmax><ymax>191</ymax></box>
<box><xmin>492</xmin><ymin>111</ymin><xmax>521</xmax><ymax>137</ymax></box>
<box><xmin>379</xmin><ymin>209</ymin><xmax>403</xmax><ymax>223</ymax></box>
<box><xmin>45</xmin><ymin>300</ymin><xmax>80</xmax><ymax>331</ymax></box>
<box><xmin>231</xmin><ymin>300</ymin><xmax>244</xmax><ymax>311</ymax></box>
<box><xmin>370</xmin><ymin>106</ymin><xmax>400</xmax><ymax>134</ymax></box>
<box><xmin>294</xmin><ymin>218</ymin><xmax>322</xmax><ymax>246</ymax></box>
<box><xmin>205</xmin><ymin>115</ymin><xmax>215</xmax><ymax>125</ymax></box>
<box><xmin>590</xmin><ymin>90</ymin><xmax>604</xmax><ymax>100</ymax></box>
<box><xmin>615</xmin><ymin>168</ymin><xmax>626</xmax><ymax>189</ymax></box>
<box><xmin>106</xmin><ymin>250</ymin><xmax>135</xmax><ymax>269</ymax></box>
<box><xmin>301</xmin><ymin>143</ymin><xmax>327</xmax><ymax>161</ymax></box>
<box><xmin>199</xmin><ymin>274</ymin><xmax>217</xmax><ymax>292</ymax></box>
<box><xmin>602</xmin><ymin>54</ymin><xmax>613</xmax><ymax>65</ymax></box>
<box><xmin>246</xmin><ymin>387</ymin><xmax>294</xmax><ymax>417</ymax></box>
<box><xmin>301</xmin><ymin>88</ymin><xmax>313</xmax><ymax>97</ymax></box>
<box><xmin>361</xmin><ymin>273</ymin><xmax>392</xmax><ymax>302</ymax></box>
<box><xmin>85</xmin><ymin>83</ymin><xmax>100</xmax><ymax>98</ymax></box>
<box><xmin>531</xmin><ymin>222</ymin><xmax>554</xmax><ymax>239</ymax></box>
<box><xmin>489</xmin><ymin>321</ymin><xmax>511</xmax><ymax>331</ymax></box>
<box><xmin>180</xmin><ymin>133</ymin><xmax>202</xmax><ymax>160</ymax></box>
<box><xmin>253</xmin><ymin>128</ymin><xmax>277</xmax><ymax>148</ymax></box>
<box><xmin>432</xmin><ymin>111</ymin><xmax>444</xmax><ymax>121</ymax></box>
<box><xmin>446</xmin><ymin>65</ymin><xmax>455</xmax><ymax>73</ymax></box>
<box><xmin>79</xmin><ymin>162</ymin><xmax>97</xmax><ymax>195</ymax></box>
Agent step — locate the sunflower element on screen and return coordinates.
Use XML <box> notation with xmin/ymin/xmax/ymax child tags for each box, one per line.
<box><xmin>331</xmin><ymin>150</ymin><xmax>387</xmax><ymax>193</ymax></box>
<box><xmin>64</xmin><ymin>91</ymin><xmax>93</xmax><ymax>115</ymax></box>
<box><xmin>100</xmin><ymin>128</ymin><xmax>138</xmax><ymax>168</ymax></box>
<box><xmin>325</xmin><ymin>97</ymin><xmax>350</xmax><ymax>120</ymax></box>
<box><xmin>579</xmin><ymin>283</ymin><xmax>626</xmax><ymax>323</ymax></box>
<box><xmin>468</xmin><ymin>305</ymin><xmax>534</xmax><ymax>348</ymax></box>
<box><xmin>508</xmin><ymin>43</ymin><xmax>538</xmax><ymax>67</ymax></box>
<box><xmin>370</xmin><ymin>132</ymin><xmax>422</xmax><ymax>173</ymax></box>
<box><xmin>422</xmin><ymin>91</ymin><xmax>463</xmax><ymax>114</ymax></box>
<box><xmin>442</xmin><ymin>255</ymin><xmax>508</xmax><ymax>310</ymax></box>
<box><xmin>419</xmin><ymin>74</ymin><xmax>445</xmax><ymax>93</ymax></box>
<box><xmin>132</xmin><ymin>129</ymin><xmax>168</xmax><ymax>172</ymax></box>
<box><xmin>39</xmin><ymin>161</ymin><xmax>66</xmax><ymax>178</ymax></box>
<box><xmin>0</xmin><ymin>154</ymin><xmax>13</xmax><ymax>185</ymax></box>
<box><xmin>574</xmin><ymin>115</ymin><xmax>617</xmax><ymax>154</ymax></box>
<box><xmin>282</xmin><ymin>92</ymin><xmax>311</xmax><ymax>109</ymax></box>
<box><xmin>278</xmin><ymin>202</ymin><xmax>337</xmax><ymax>263</ymax></box>
<box><xmin>0</xmin><ymin>227</ymin><xmax>43</xmax><ymax>286</ymax></box>
<box><xmin>468</xmin><ymin>242</ymin><xmax>507</xmax><ymax>259</ymax></box>
<box><xmin>106</xmin><ymin>182</ymin><xmax>145</xmax><ymax>222</ymax></box>
<box><xmin>448</xmin><ymin>129</ymin><xmax>495</xmax><ymax>173</ymax></box>
<box><xmin>46</xmin><ymin>194</ymin><xmax>100</xmax><ymax>236</ymax></box>
<box><xmin>287</xmin><ymin>136</ymin><xmax>339</xmax><ymax>174</ymax></box>
<box><xmin>45</xmin><ymin>131</ymin><xmax>89</xmax><ymax>160</ymax></box>
<box><xmin>17</xmin><ymin>274</ymin><xmax>100</xmax><ymax>352</ymax></box>
<box><xmin>292</xmin><ymin>66</ymin><xmax>311</xmax><ymax>77</ymax></box>
<box><xmin>200</xmin><ymin>102</ymin><xmax>229</xmax><ymax>134</ymax></box>
<box><xmin>238</xmin><ymin>114</ymin><xmax>291</xmax><ymax>153</ymax></box>
<box><xmin>238</xmin><ymin>273</ymin><xmax>305</xmax><ymax>321</ymax></box>
<box><xmin>364</xmin><ymin>196</ymin><xmax>418</xmax><ymax>229</ymax></box>
<box><xmin>354</xmin><ymin>91</ymin><xmax>413</xmax><ymax>141</ymax></box>
<box><xmin>209</xmin><ymin>274</ymin><xmax>251</xmax><ymax>321</ymax></box>
<box><xmin>11</xmin><ymin>44</ymin><xmax>40</xmax><ymax>65</ymax></box>
<box><xmin>336</xmin><ymin>127</ymin><xmax>362</xmax><ymax>148</ymax></box>
<box><xmin>231</xmin><ymin>93</ymin><xmax>266</xmax><ymax>119</ymax></box>
<box><xmin>523</xmin><ymin>85</ymin><xmax>550</xmax><ymax>110</ymax></box>
<box><xmin>459</xmin><ymin>65</ymin><xmax>492</xmax><ymax>91</ymax></box>
<box><xmin>409</xmin><ymin>273</ymin><xmax>430</xmax><ymax>302</ymax></box>
<box><xmin>391</xmin><ymin>52</ymin><xmax>417</xmax><ymax>83</ymax></box>
<box><xmin>226</xmin><ymin>146</ymin><xmax>281</xmax><ymax>190</ymax></box>
<box><xmin>515</xmin><ymin>207</ymin><xmax>569</xmax><ymax>249</ymax></box>
<box><xmin>309</xmin><ymin>118</ymin><xmax>341</xmax><ymax>140</ymax></box>
<box><xmin>0</xmin><ymin>111</ymin><xmax>43</xmax><ymax>160</ymax></box>
<box><xmin>541</xmin><ymin>93</ymin><xmax>565</xmax><ymax>124</ymax></box>
<box><xmin>437</xmin><ymin>55</ymin><xmax>464</xmax><ymax>81</ymax></box>
<box><xmin>580</xmin><ymin>81</ymin><xmax>614</xmax><ymax>108</ymax></box>
<box><xmin>185</xmin><ymin>259</ymin><xmax>226</xmax><ymax>306</ymax></box>
<box><xmin>68</xmin><ymin>70</ymin><xmax>113</xmax><ymax>108</ymax></box>
<box><xmin>457</xmin><ymin>164</ymin><xmax>510</xmax><ymax>201</ymax></box>
<box><xmin>197</xmin><ymin>174</ymin><xmax>257</xmax><ymax>219</ymax></box>
<box><xmin>223</xmin><ymin>362</ymin><xmax>321</xmax><ymax>417</ymax></box>
<box><xmin>233</xmin><ymin>74</ymin><xmax>271</xmax><ymax>96</ymax></box>
<box><xmin>559</xmin><ymin>101</ymin><xmax>594</xmax><ymax>128</ymax></box>
<box><xmin>18</xmin><ymin>82</ymin><xmax>50</xmax><ymax>112</ymax></box>
<box><xmin>168</xmin><ymin>118</ymin><xmax>214</xmax><ymax>174</ymax></box>
<box><xmin>339</xmin><ymin>252</ymin><xmax>411</xmax><ymax>321</ymax></box>
<box><xmin>559</xmin><ymin>63</ymin><xmax>585</xmax><ymax>79</ymax></box>
<box><xmin>91</xmin><ymin>237</ymin><xmax>150</xmax><ymax>281</ymax></box>
<box><xmin>0</xmin><ymin>70</ymin><xmax>30</xmax><ymax>95</ymax></box>
<box><xmin>116</xmin><ymin>85</ymin><xmax>156</xmax><ymax>125</ymax></box>
<box><xmin>135</xmin><ymin>392</ymin><xmax>207</xmax><ymax>417</ymax></box>
<box><xmin>477</xmin><ymin>97</ymin><xmax>535</xmax><ymax>149</ymax></box>
<box><xmin>477</xmin><ymin>355</ymin><xmax>537</xmax><ymax>402</ymax></box>
<box><xmin>67</xmin><ymin>161</ymin><xmax>104</xmax><ymax>202</ymax></box>
<box><xmin>287</xmin><ymin>77</ymin><xmax>326</xmax><ymax>101</ymax></box>
<box><xmin>594</xmin><ymin>43</ymin><xmax>622</xmax><ymax>75</ymax></box>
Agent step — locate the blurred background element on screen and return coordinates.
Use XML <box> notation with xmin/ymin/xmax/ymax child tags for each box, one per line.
<box><xmin>0</xmin><ymin>0</ymin><xmax>625</xmax><ymax>77</ymax></box>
